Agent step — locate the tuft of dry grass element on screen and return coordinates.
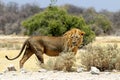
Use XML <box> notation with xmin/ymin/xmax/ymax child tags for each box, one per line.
<box><xmin>37</xmin><ymin>52</ymin><xmax>76</xmax><ymax>72</ymax></box>
<box><xmin>0</xmin><ymin>50</ymin><xmax>40</xmax><ymax>72</ymax></box>
<box><xmin>54</xmin><ymin>52</ymin><xmax>76</xmax><ymax>72</ymax></box>
<box><xmin>0</xmin><ymin>43</ymin><xmax>21</xmax><ymax>50</ymax></box>
<box><xmin>80</xmin><ymin>44</ymin><xmax>120</xmax><ymax>71</ymax></box>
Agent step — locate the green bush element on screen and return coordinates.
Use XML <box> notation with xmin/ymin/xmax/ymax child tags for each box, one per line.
<box><xmin>81</xmin><ymin>44</ymin><xmax>120</xmax><ymax>71</ymax></box>
<box><xmin>95</xmin><ymin>15</ymin><xmax>112</xmax><ymax>34</ymax></box>
<box><xmin>22</xmin><ymin>6</ymin><xmax>95</xmax><ymax>46</ymax></box>
<box><xmin>82</xmin><ymin>8</ymin><xmax>112</xmax><ymax>36</ymax></box>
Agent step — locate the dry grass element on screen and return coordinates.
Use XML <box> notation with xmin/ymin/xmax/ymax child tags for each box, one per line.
<box><xmin>80</xmin><ymin>44</ymin><xmax>120</xmax><ymax>71</ymax></box>
<box><xmin>0</xmin><ymin>36</ymin><xmax>120</xmax><ymax>72</ymax></box>
<box><xmin>0</xmin><ymin>50</ymin><xmax>40</xmax><ymax>72</ymax></box>
<box><xmin>93</xmin><ymin>36</ymin><xmax>120</xmax><ymax>47</ymax></box>
<box><xmin>36</xmin><ymin>52</ymin><xmax>76</xmax><ymax>72</ymax></box>
<box><xmin>54</xmin><ymin>52</ymin><xmax>75</xmax><ymax>72</ymax></box>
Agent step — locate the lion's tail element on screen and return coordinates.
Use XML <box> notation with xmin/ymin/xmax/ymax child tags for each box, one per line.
<box><xmin>5</xmin><ymin>40</ymin><xmax>27</xmax><ymax>60</ymax></box>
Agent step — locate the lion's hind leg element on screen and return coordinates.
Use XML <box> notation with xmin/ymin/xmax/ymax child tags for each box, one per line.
<box><xmin>30</xmin><ymin>41</ymin><xmax>44</xmax><ymax>64</ymax></box>
<box><xmin>35</xmin><ymin>50</ymin><xmax>44</xmax><ymax>63</ymax></box>
<box><xmin>19</xmin><ymin>48</ymin><xmax>33</xmax><ymax>69</ymax></box>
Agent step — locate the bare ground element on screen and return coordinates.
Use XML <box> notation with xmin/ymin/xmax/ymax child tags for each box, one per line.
<box><xmin>0</xmin><ymin>71</ymin><xmax>120</xmax><ymax>80</ymax></box>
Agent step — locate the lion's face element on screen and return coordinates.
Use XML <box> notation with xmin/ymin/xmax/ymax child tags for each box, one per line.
<box><xmin>63</xmin><ymin>28</ymin><xmax>85</xmax><ymax>48</ymax></box>
<box><xmin>70</xmin><ymin>32</ymin><xmax>83</xmax><ymax>46</ymax></box>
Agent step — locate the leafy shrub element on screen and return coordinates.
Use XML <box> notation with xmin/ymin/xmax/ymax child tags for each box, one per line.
<box><xmin>82</xmin><ymin>8</ymin><xmax>112</xmax><ymax>36</ymax></box>
<box><xmin>90</xmin><ymin>24</ymin><xmax>104</xmax><ymax>35</ymax></box>
<box><xmin>95</xmin><ymin>15</ymin><xmax>112</xmax><ymax>34</ymax></box>
<box><xmin>81</xmin><ymin>44</ymin><xmax>120</xmax><ymax>71</ymax></box>
<box><xmin>22</xmin><ymin>6</ymin><xmax>95</xmax><ymax>46</ymax></box>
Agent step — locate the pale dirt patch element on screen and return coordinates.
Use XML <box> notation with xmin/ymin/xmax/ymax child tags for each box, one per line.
<box><xmin>1</xmin><ymin>71</ymin><xmax>120</xmax><ymax>80</ymax></box>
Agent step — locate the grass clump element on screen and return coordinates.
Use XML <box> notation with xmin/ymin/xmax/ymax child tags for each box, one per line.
<box><xmin>54</xmin><ymin>52</ymin><xmax>76</xmax><ymax>72</ymax></box>
<box><xmin>0</xmin><ymin>43</ymin><xmax>21</xmax><ymax>50</ymax></box>
<box><xmin>37</xmin><ymin>52</ymin><xmax>76</xmax><ymax>72</ymax></box>
<box><xmin>81</xmin><ymin>44</ymin><xmax>120</xmax><ymax>71</ymax></box>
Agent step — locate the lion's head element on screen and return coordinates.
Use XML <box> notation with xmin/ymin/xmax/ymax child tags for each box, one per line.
<box><xmin>63</xmin><ymin>28</ymin><xmax>85</xmax><ymax>52</ymax></box>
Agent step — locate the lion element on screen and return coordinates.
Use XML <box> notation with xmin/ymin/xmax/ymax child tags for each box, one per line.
<box><xmin>5</xmin><ymin>28</ymin><xmax>85</xmax><ymax>69</ymax></box>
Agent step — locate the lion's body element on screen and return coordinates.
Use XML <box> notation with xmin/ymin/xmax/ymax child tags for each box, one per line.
<box><xmin>5</xmin><ymin>28</ymin><xmax>85</xmax><ymax>69</ymax></box>
<box><xmin>28</xmin><ymin>36</ymin><xmax>65</xmax><ymax>56</ymax></box>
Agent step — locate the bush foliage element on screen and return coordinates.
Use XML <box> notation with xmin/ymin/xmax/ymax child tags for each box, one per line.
<box><xmin>81</xmin><ymin>44</ymin><xmax>120</xmax><ymax>71</ymax></box>
<box><xmin>22</xmin><ymin>6</ymin><xmax>95</xmax><ymax>46</ymax></box>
